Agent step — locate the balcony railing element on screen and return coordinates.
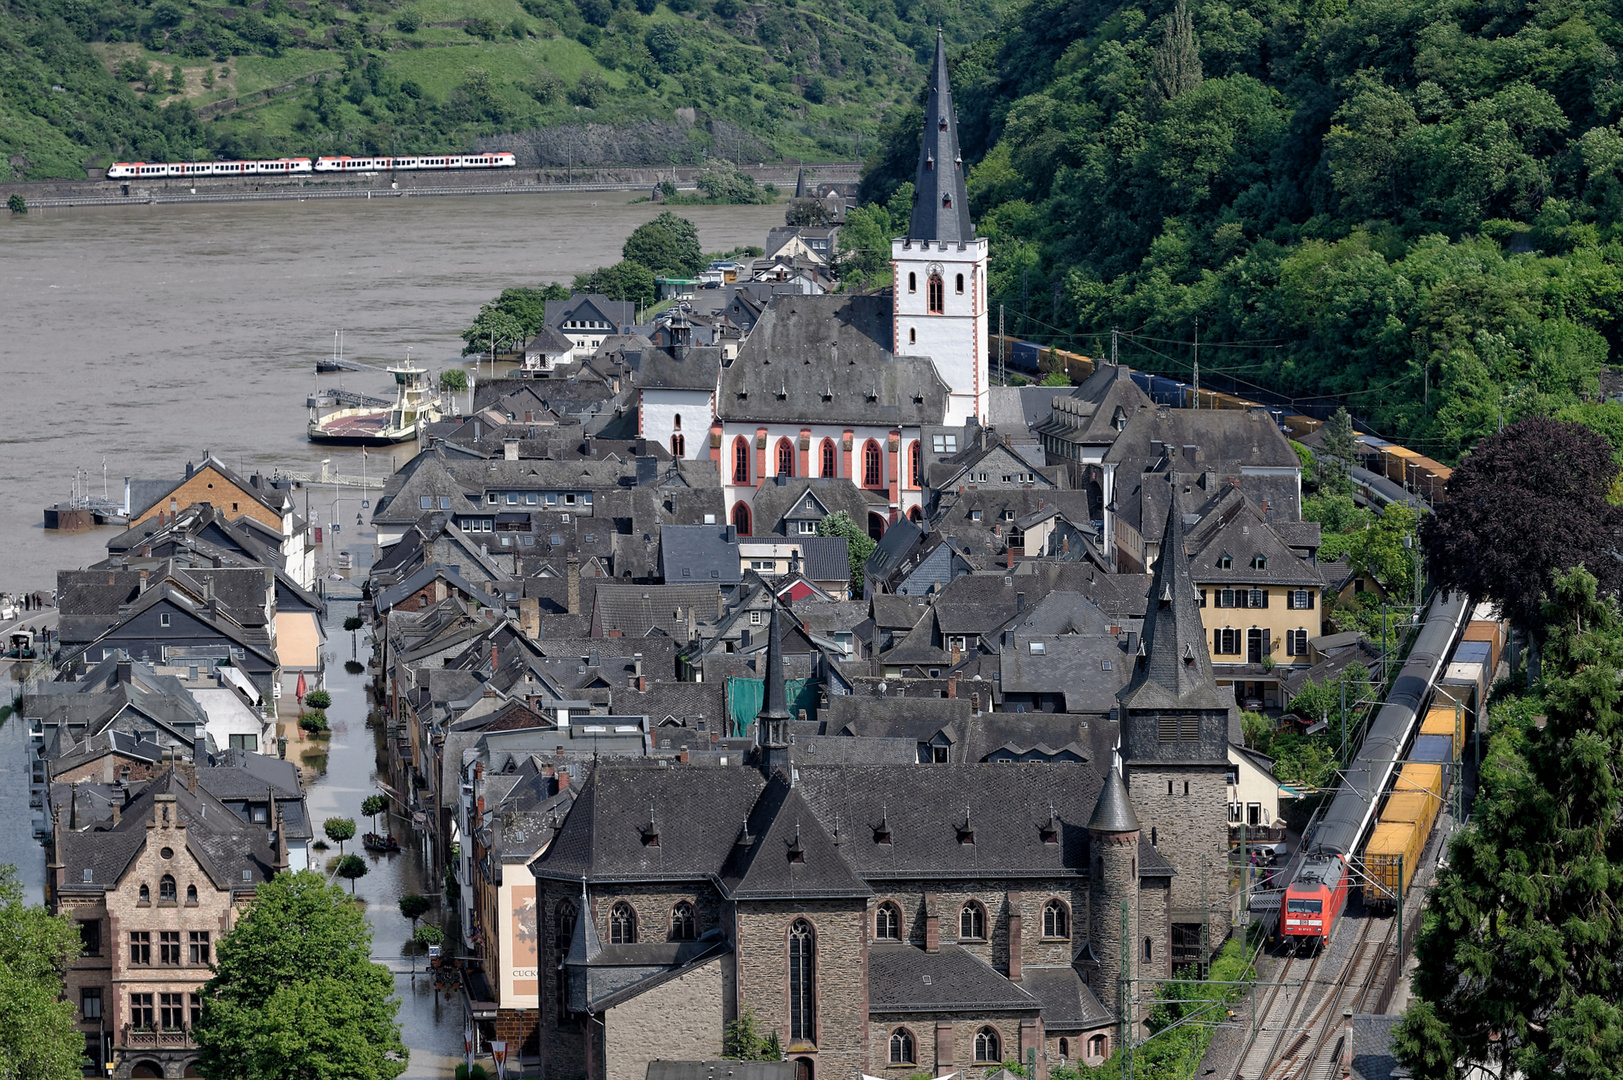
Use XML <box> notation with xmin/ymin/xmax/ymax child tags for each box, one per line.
<box><xmin>122</xmin><ymin>1026</ymin><xmax>195</xmax><ymax>1049</ymax></box>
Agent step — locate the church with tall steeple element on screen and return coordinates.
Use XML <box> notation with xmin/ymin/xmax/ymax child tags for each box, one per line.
<box><xmin>891</xmin><ymin>29</ymin><xmax>990</xmax><ymax>427</ymax></box>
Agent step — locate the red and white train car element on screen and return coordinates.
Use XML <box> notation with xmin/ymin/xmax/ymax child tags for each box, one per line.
<box><xmin>313</xmin><ymin>152</ymin><xmax>516</xmax><ymax>172</ymax></box>
<box><xmin>107</xmin><ymin>158</ymin><xmax>313</xmax><ymax>178</ymax></box>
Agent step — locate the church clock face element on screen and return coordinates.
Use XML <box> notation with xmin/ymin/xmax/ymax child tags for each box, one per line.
<box><xmin>927</xmin><ymin>261</ymin><xmax>945</xmax><ymax>278</ymax></box>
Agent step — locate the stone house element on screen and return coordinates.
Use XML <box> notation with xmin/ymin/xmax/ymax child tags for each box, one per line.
<box><xmin>49</xmin><ymin>767</ymin><xmax>289</xmax><ymax>1079</ymax></box>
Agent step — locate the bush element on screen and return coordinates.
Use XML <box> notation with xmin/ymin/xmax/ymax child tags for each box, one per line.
<box><xmin>455</xmin><ymin>1066</ymin><xmax>491</xmax><ymax>1080</ymax></box>
<box><xmin>440</xmin><ymin>369</ymin><xmax>468</xmax><ymax>391</ymax></box>
<box><xmin>302</xmin><ymin>689</ymin><xmax>331</xmax><ymax>710</ymax></box>
<box><xmin>394</xmin><ymin>10</ymin><xmax>420</xmax><ymax>31</ymax></box>
<box><xmin>299</xmin><ymin>710</ymin><xmax>329</xmax><ymax>732</ymax></box>
<box><xmin>343</xmin><ymin>615</ymin><xmax>365</xmax><ymax>632</ymax></box>
<box><xmin>414</xmin><ymin>924</ymin><xmax>445</xmax><ymax>946</ymax></box>
<box><xmin>570</xmin><ymin>70</ymin><xmax>608</xmax><ymax>107</ymax></box>
<box><xmin>6</xmin><ymin>194</ymin><xmax>25</xmax><ymax>214</ymax></box>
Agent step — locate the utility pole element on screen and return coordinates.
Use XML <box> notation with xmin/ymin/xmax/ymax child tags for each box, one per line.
<box><xmin>1119</xmin><ymin>900</ymin><xmax>1132</xmax><ymax>1080</ymax></box>
<box><xmin>999</xmin><ymin>304</ymin><xmax>1006</xmax><ymax>386</ymax></box>
<box><xmin>1192</xmin><ymin>316</ymin><xmax>1200</xmax><ymax>407</ymax></box>
<box><xmin>1111</xmin><ymin>326</ymin><xmax>1119</xmax><ymax>367</ymax></box>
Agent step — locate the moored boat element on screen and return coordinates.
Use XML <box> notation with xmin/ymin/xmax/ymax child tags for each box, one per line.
<box><xmin>308</xmin><ymin>362</ymin><xmax>443</xmax><ymax>446</ymax></box>
<box><xmin>363</xmin><ymin>832</ymin><xmax>402</xmax><ymax>853</ymax></box>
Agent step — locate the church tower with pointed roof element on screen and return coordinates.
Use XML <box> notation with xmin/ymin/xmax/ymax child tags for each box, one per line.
<box><xmin>891</xmin><ymin>29</ymin><xmax>990</xmax><ymax>428</ymax></box>
<box><xmin>754</xmin><ymin>600</ymin><xmax>794</xmax><ymax>776</ymax></box>
<box><xmin>1116</xmin><ymin>473</ymin><xmax>1234</xmax><ymax>954</ymax></box>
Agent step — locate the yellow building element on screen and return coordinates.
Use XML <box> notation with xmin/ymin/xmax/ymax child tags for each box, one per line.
<box><xmin>1177</xmin><ymin>490</ymin><xmax>1326</xmax><ymax>710</ymax></box>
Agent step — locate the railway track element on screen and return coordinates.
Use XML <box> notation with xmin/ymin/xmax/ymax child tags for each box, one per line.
<box><xmin>1230</xmin><ymin>911</ymin><xmax>1397</xmax><ymax>1080</ymax></box>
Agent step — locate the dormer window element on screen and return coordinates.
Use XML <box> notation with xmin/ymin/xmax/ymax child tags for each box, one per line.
<box><xmin>1252</xmin><ymin>555</ymin><xmax>1267</xmax><ymax>570</ymax></box>
<box><xmin>925</xmin><ymin>155</ymin><xmax>934</xmax><ymax>170</ymax></box>
<box><xmin>1217</xmin><ymin>554</ymin><xmax>1233</xmax><ymax>570</ymax></box>
<box><xmin>942</xmin><ymin>194</ymin><xmax>952</xmax><ymax>209</ymax></box>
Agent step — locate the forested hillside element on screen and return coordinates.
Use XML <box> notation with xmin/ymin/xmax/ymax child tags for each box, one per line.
<box><xmin>0</xmin><ymin>0</ymin><xmax>994</xmax><ymax>179</ymax></box>
<box><xmin>862</xmin><ymin>0</ymin><xmax>1623</xmax><ymax>461</ymax></box>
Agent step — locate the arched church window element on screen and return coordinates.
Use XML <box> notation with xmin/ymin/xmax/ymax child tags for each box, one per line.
<box><xmin>928</xmin><ymin>275</ymin><xmax>944</xmax><ymax>315</ymax></box>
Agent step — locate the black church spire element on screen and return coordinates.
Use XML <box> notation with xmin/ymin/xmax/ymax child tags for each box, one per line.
<box><xmin>907</xmin><ymin>29</ymin><xmax>974</xmax><ymax>245</ymax></box>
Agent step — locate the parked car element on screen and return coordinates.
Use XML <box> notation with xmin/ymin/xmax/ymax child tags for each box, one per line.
<box><xmin>1242</xmin><ymin>696</ymin><xmax>1264</xmax><ymax>711</ymax></box>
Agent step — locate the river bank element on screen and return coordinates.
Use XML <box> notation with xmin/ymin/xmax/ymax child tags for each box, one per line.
<box><xmin>1</xmin><ymin>159</ymin><xmax>858</xmax><ymax>209</ymax></box>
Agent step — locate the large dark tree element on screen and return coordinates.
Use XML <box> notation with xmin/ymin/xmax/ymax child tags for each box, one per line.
<box><xmin>1421</xmin><ymin>418</ymin><xmax>1620</xmax><ymax>629</ymax></box>
<box><xmin>622</xmin><ymin>212</ymin><xmax>703</xmax><ymax>278</ymax></box>
<box><xmin>1396</xmin><ymin>567</ymin><xmax>1623</xmax><ymax>1079</ymax></box>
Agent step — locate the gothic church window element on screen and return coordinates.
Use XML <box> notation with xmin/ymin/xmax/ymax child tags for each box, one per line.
<box><xmin>928</xmin><ymin>274</ymin><xmax>944</xmax><ymax>315</ymax></box>
<box><xmin>777</xmin><ymin>439</ymin><xmax>795</xmax><ymax>477</ymax></box>
<box><xmin>876</xmin><ymin>902</ymin><xmax>900</xmax><ymax>940</ymax></box>
<box><xmin>788</xmin><ymin>920</ymin><xmax>816</xmax><ymax>1044</ymax></box>
<box><xmin>609</xmin><ymin>902</ymin><xmax>637</xmax><ymax>944</ymax></box>
<box><xmin>821</xmin><ymin>440</ymin><xmax>836</xmax><ymax>478</ymax></box>
<box><xmin>908</xmin><ymin>272</ymin><xmax>917</xmax><ymax>293</ymax></box>
<box><xmin>955</xmin><ymin>273</ymin><xmax>964</xmax><ymax>294</ymax></box>
<box><xmin>1042</xmin><ymin>899</ymin><xmax>1069</xmax><ymax>939</ymax></box>
<box><xmin>733</xmin><ymin>437</ymin><xmax>750</xmax><ymax>484</ymax></box>
<box><xmin>910</xmin><ymin>442</ymin><xmax>922</xmax><ymax>487</ymax></box>
<box><xmin>863</xmin><ymin>441</ymin><xmax>883</xmax><ymax>489</ymax></box>
<box><xmin>671</xmin><ymin>901</ymin><xmax>696</xmax><ymax>941</ymax></box>
<box><xmin>959</xmin><ymin>900</ymin><xmax>986</xmax><ymax>940</ymax></box>
<box><xmin>732</xmin><ymin>503</ymin><xmax>752</xmax><ymax>537</ymax></box>
<box><xmin>974</xmin><ymin>1028</ymin><xmax>1000</xmax><ymax>1062</ymax></box>
<box><xmin>890</xmin><ymin>1029</ymin><xmax>915</xmax><ymax>1066</ymax></box>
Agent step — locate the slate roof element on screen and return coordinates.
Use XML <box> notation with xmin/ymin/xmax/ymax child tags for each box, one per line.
<box><xmin>1349</xmin><ymin>1014</ymin><xmax>1405</xmax><ymax>1080</ymax></box>
<box><xmin>796</xmin><ymin>536</ymin><xmax>850</xmax><ymax>583</ymax></box>
<box><xmin>534</xmin><ymin>765</ymin><xmax>767</xmax><ymax>883</ymax></box>
<box><xmin>1020</xmin><ymin>966</ymin><xmax>1113</xmax><ymax>1029</ymax></box>
<box><xmin>1087</xmin><ymin>768</ymin><xmax>1139</xmax><ymax>833</ymax></box>
<box><xmin>1118</xmin><ymin>480</ymin><xmax>1232</xmax><ymax>713</ymax></box>
<box><xmin>999</xmin><ymin>634</ymin><xmax>1131</xmax><ymax>714</ymax></box>
<box><xmin>751</xmin><ymin>480</ymin><xmax>887</xmax><ymax>538</ymax></box>
<box><xmin>718</xmin><ymin>773</ymin><xmax>870</xmax><ymax>899</ymax></box>
<box><xmin>717</xmin><ymin>295</ymin><xmax>949</xmax><ymax>427</ymax></box>
<box><xmin>525</xmin><ymin>325</ymin><xmax>575</xmax><ymax>356</ymax></box>
<box><xmin>660</xmin><ymin>526</ymin><xmax>742</xmax><ymax>586</ymax></box>
<box><xmin>905</xmin><ymin>31</ymin><xmax>974</xmax><ymax>244</ymax></box>
<box><xmin>634</xmin><ymin>345</ymin><xmax>722</xmax><ymax>392</ymax></box>
<box><xmin>55</xmin><ymin>768</ymin><xmax>278</xmax><ymax>894</ymax></box>
<box><xmin>592</xmin><ymin>584</ymin><xmax>720</xmax><ymax>637</ymax></box>
<box><xmin>1183</xmin><ymin>488</ymin><xmax>1325</xmax><ymax>589</ymax></box>
<box><xmin>868</xmin><ymin>944</ymin><xmax>1037</xmax><ymax>1012</ymax></box>
<box><xmin>546</xmin><ymin>294</ymin><xmax>637</xmax><ymax>333</ymax></box>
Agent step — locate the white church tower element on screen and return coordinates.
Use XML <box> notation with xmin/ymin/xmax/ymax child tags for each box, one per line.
<box><xmin>891</xmin><ymin>31</ymin><xmax>990</xmax><ymax>427</ymax></box>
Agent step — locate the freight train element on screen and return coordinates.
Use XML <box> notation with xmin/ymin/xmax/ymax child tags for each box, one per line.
<box><xmin>105</xmin><ymin>153</ymin><xmax>516</xmax><ymax>179</ymax></box>
<box><xmin>1280</xmin><ymin>600</ymin><xmax>1505</xmax><ymax>944</ymax></box>
<box><xmin>994</xmin><ymin>336</ymin><xmax>1454</xmax><ymax>504</ymax></box>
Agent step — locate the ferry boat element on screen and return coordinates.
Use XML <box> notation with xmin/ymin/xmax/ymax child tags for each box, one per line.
<box><xmin>308</xmin><ymin>363</ymin><xmax>444</xmax><ymax>445</ymax></box>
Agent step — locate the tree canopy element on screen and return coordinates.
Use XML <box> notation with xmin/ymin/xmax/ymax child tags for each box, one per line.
<box><xmin>193</xmin><ymin>871</ymin><xmax>405</xmax><ymax>1080</ymax></box>
<box><xmin>0</xmin><ymin>866</ymin><xmax>83</xmax><ymax>1080</ymax></box>
<box><xmin>622</xmin><ymin>211</ymin><xmax>703</xmax><ymax>277</ymax></box>
<box><xmin>460</xmin><ymin>307</ymin><xmax>526</xmax><ymax>359</ymax></box>
<box><xmin>1397</xmin><ymin>567</ymin><xmax>1623</xmax><ymax>1078</ymax></box>
<box><xmin>862</xmin><ymin>0</ymin><xmax>1623</xmax><ymax>459</ymax></box>
<box><xmin>817</xmin><ymin>512</ymin><xmax>877</xmax><ymax>595</ymax></box>
<box><xmin>1421</xmin><ymin>417</ymin><xmax>1621</xmax><ymax>629</ymax></box>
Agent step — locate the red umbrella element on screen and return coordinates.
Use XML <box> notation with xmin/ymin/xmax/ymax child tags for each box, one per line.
<box><xmin>295</xmin><ymin>673</ymin><xmax>307</xmax><ymax>702</ymax></box>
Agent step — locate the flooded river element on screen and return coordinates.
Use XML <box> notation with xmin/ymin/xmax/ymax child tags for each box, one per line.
<box><xmin>0</xmin><ymin>191</ymin><xmax>789</xmax><ymax>1076</ymax></box>
<box><xmin>0</xmin><ymin>192</ymin><xmax>787</xmax><ymax>590</ymax></box>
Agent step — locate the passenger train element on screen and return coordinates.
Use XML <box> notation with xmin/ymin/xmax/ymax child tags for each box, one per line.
<box><xmin>105</xmin><ymin>152</ymin><xmax>516</xmax><ymax>179</ymax></box>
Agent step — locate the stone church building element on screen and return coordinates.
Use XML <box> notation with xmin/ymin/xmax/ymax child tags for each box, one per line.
<box><xmin>527</xmin><ymin>504</ymin><xmax>1232</xmax><ymax>1080</ymax></box>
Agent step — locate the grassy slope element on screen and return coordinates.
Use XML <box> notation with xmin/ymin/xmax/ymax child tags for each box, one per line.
<box><xmin>0</xmin><ymin>0</ymin><xmax>999</xmax><ymax>179</ymax></box>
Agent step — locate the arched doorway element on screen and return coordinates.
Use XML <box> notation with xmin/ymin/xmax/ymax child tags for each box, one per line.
<box><xmin>794</xmin><ymin>1058</ymin><xmax>814</xmax><ymax>1080</ymax></box>
<box><xmin>130</xmin><ymin>1062</ymin><xmax>163</xmax><ymax>1079</ymax></box>
<box><xmin>867</xmin><ymin>512</ymin><xmax>887</xmax><ymax>541</ymax></box>
<box><xmin>183</xmin><ymin>1064</ymin><xmax>204</xmax><ymax>1078</ymax></box>
<box><xmin>908</xmin><ymin>506</ymin><xmax>923</xmax><ymax>523</ymax></box>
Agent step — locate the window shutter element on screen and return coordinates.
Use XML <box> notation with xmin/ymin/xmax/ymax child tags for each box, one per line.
<box><xmin>1180</xmin><ymin>715</ymin><xmax>1200</xmax><ymax>741</ymax></box>
<box><xmin>1158</xmin><ymin>717</ymin><xmax>1178</xmax><ymax>742</ymax></box>
<box><xmin>1308</xmin><ymin>589</ymin><xmax>1315</xmax><ymax>609</ymax></box>
<box><xmin>1261</xmin><ymin>589</ymin><xmax>1269</xmax><ymax>608</ymax></box>
<box><xmin>1214</xmin><ymin>629</ymin><xmax>1221</xmax><ymax>654</ymax></box>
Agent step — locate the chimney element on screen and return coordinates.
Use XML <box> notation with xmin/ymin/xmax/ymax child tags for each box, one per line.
<box><xmin>1007</xmin><ymin>892</ymin><xmax>1023</xmax><ymax>981</ymax></box>
<box><xmin>725</xmin><ymin>524</ymin><xmax>737</xmax><ymax>544</ymax></box>
<box><xmin>556</xmin><ymin>769</ymin><xmax>570</xmax><ymax>791</ymax></box>
<box><xmin>567</xmin><ymin>553</ymin><xmax>580</xmax><ymax>615</ymax></box>
<box><xmin>1006</xmin><ymin>545</ymin><xmax>1014</xmax><ymax>570</ymax></box>
<box><xmin>504</xmin><ymin>439</ymin><xmax>520</xmax><ymax>461</ymax></box>
<box><xmin>175</xmin><ymin>758</ymin><xmax>197</xmax><ymax>795</ymax></box>
<box><xmin>490</xmin><ymin>644</ymin><xmax>499</xmax><ymax>673</ymax></box>
<box><xmin>678</xmin><ymin>748</ymin><xmax>689</xmax><ymax>763</ymax></box>
<box><xmin>947</xmin><ymin>673</ymin><xmax>958</xmax><ymax>699</ymax></box>
<box><xmin>951</xmin><ymin>641</ymin><xmax>962</xmax><ymax>667</ymax></box>
<box><xmin>116</xmin><ymin>658</ymin><xmax>133</xmax><ymax>685</ymax></box>
<box><xmin>971</xmin><ymin>692</ymin><xmax>982</xmax><ymax>716</ymax></box>
<box><xmin>924</xmin><ymin>893</ymin><xmax>940</xmax><ymax>953</ymax></box>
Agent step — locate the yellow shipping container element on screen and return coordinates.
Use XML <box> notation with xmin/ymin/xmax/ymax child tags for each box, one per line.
<box><xmin>1396</xmin><ymin>762</ymin><xmax>1444</xmax><ymax>803</ymax></box>
<box><xmin>1364</xmin><ymin>820</ymin><xmax>1425</xmax><ymax>900</ymax></box>
<box><xmin>1421</xmin><ymin>705</ymin><xmax>1466</xmax><ymax>758</ymax></box>
<box><xmin>1379</xmin><ymin>791</ymin><xmax>1430</xmax><ymax>826</ymax></box>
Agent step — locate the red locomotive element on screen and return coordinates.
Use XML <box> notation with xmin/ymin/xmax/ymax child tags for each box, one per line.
<box><xmin>1282</xmin><ymin>853</ymin><xmax>1349</xmax><ymax>944</ymax></box>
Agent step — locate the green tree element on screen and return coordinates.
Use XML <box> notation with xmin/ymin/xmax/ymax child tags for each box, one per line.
<box><xmin>723</xmin><ymin>1009</ymin><xmax>780</xmax><ymax>1061</ymax></box>
<box><xmin>168</xmin><ymin>65</ymin><xmax>185</xmax><ymax>93</ymax></box>
<box><xmin>323</xmin><ymin>817</ymin><xmax>356</xmax><ymax>855</ymax></box>
<box><xmin>299</xmin><ymin>710</ymin><xmax>329</xmax><ymax>733</ymax></box>
<box><xmin>397</xmin><ymin>894</ymin><xmax>430</xmax><ymax>933</ymax></box>
<box><xmin>623</xmin><ymin>211</ymin><xmax>703</xmax><ymax>276</ymax></box>
<box><xmin>1397</xmin><ymin>567</ymin><xmax>1623</xmax><ymax>1078</ymax></box>
<box><xmin>362</xmin><ymin>795</ymin><xmax>387</xmax><ymax>835</ymax></box>
<box><xmin>335</xmin><ymin>854</ymin><xmax>368</xmax><ymax>894</ymax></box>
<box><xmin>6</xmin><ymin>195</ymin><xmax>25</xmax><ymax>214</ymax></box>
<box><xmin>343</xmin><ymin>615</ymin><xmax>364</xmax><ymax>633</ymax></box>
<box><xmin>572</xmin><ymin>260</ymin><xmax>656</xmax><ymax>306</ymax></box>
<box><xmin>412</xmin><ymin>924</ymin><xmax>444</xmax><ymax>948</ymax></box>
<box><xmin>0</xmin><ymin>865</ymin><xmax>83</xmax><ymax>1080</ymax></box>
<box><xmin>817</xmin><ymin>512</ymin><xmax>877</xmax><ymax>596</ymax></box>
<box><xmin>1039</xmin><ymin>370</ymin><xmax>1070</xmax><ymax>386</ymax></box>
<box><xmin>1314</xmin><ymin>407</ymin><xmax>1357</xmax><ymax>496</ymax></box>
<box><xmin>460</xmin><ymin>306</ymin><xmax>525</xmax><ymax>359</ymax></box>
<box><xmin>302</xmin><ymin>689</ymin><xmax>331</xmax><ymax>710</ymax></box>
<box><xmin>440</xmin><ymin>369</ymin><xmax>468</xmax><ymax>392</ymax></box>
<box><xmin>1151</xmin><ymin>0</ymin><xmax>1200</xmax><ymax>101</ymax></box>
<box><xmin>192</xmin><ymin>871</ymin><xmax>405</xmax><ymax>1080</ymax></box>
